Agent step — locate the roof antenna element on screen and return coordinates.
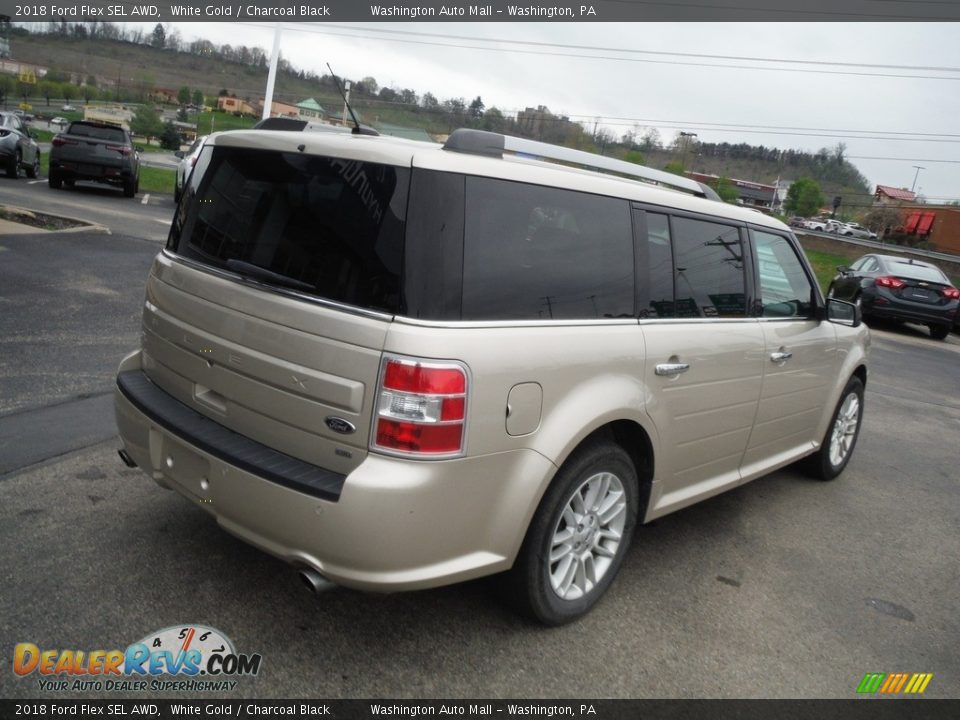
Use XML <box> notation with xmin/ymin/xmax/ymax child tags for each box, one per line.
<box><xmin>326</xmin><ymin>63</ymin><xmax>378</xmax><ymax>136</ymax></box>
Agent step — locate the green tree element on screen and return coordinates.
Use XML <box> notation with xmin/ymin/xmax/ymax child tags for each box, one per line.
<box><xmin>160</xmin><ymin>121</ymin><xmax>181</xmax><ymax>151</ymax></box>
<box><xmin>61</xmin><ymin>83</ymin><xmax>75</xmax><ymax>102</ymax></box>
<box><xmin>131</xmin><ymin>104</ymin><xmax>163</xmax><ymax>144</ymax></box>
<box><xmin>192</xmin><ymin>89</ymin><xmax>204</xmax><ymax>107</ymax></box>
<box><xmin>82</xmin><ymin>84</ymin><xmax>98</xmax><ymax>103</ymax></box>
<box><xmin>664</xmin><ymin>160</ymin><xmax>685</xmax><ymax>176</ymax></box>
<box><xmin>624</xmin><ymin>150</ymin><xmax>646</xmax><ymax>166</ymax></box>
<box><xmin>177</xmin><ymin>85</ymin><xmax>191</xmax><ymax>105</ymax></box>
<box><xmin>151</xmin><ymin>23</ymin><xmax>165</xmax><ymax>49</ymax></box>
<box><xmin>713</xmin><ymin>177</ymin><xmax>740</xmax><ymax>203</ymax></box>
<box><xmin>468</xmin><ymin>96</ymin><xmax>485</xmax><ymax>119</ymax></box>
<box><xmin>784</xmin><ymin>177</ymin><xmax>825</xmax><ymax>217</ymax></box>
<box><xmin>39</xmin><ymin>80</ymin><xmax>58</xmax><ymax>106</ymax></box>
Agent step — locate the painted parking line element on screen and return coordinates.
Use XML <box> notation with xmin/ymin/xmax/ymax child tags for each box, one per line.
<box><xmin>153</xmin><ymin>218</ymin><xmax>172</xmax><ymax>225</ymax></box>
<box><xmin>141</xmin><ymin>193</ymin><xmax>150</xmax><ymax>205</ymax></box>
<box><xmin>28</xmin><ymin>180</ymin><xmax>44</xmax><ymax>185</ymax></box>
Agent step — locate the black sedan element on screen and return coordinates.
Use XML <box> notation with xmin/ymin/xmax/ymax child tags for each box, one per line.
<box><xmin>828</xmin><ymin>254</ymin><xmax>959</xmax><ymax>340</ymax></box>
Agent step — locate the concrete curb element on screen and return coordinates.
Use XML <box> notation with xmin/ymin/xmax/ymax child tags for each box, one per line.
<box><xmin>0</xmin><ymin>204</ymin><xmax>109</xmax><ymax>235</ymax></box>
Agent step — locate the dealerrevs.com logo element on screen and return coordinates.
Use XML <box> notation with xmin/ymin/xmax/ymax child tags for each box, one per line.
<box><xmin>13</xmin><ymin>624</ymin><xmax>262</xmax><ymax>692</ymax></box>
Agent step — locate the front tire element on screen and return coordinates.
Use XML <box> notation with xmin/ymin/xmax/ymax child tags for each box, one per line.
<box><xmin>508</xmin><ymin>440</ymin><xmax>639</xmax><ymax>625</ymax></box>
<box><xmin>805</xmin><ymin>376</ymin><xmax>864</xmax><ymax>481</ymax></box>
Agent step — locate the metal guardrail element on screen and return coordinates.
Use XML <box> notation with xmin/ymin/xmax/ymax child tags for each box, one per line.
<box><xmin>798</xmin><ymin>229</ymin><xmax>960</xmax><ymax>266</ymax></box>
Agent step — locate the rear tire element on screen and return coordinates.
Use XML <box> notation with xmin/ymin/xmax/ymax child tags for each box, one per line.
<box><xmin>6</xmin><ymin>150</ymin><xmax>20</xmax><ymax>179</ymax></box>
<box><xmin>26</xmin><ymin>152</ymin><xmax>39</xmax><ymax>179</ymax></box>
<box><xmin>805</xmin><ymin>376</ymin><xmax>864</xmax><ymax>481</ymax></box>
<box><xmin>48</xmin><ymin>169</ymin><xmax>62</xmax><ymax>189</ymax></box>
<box><xmin>508</xmin><ymin>440</ymin><xmax>639</xmax><ymax>625</ymax></box>
<box><xmin>929</xmin><ymin>325</ymin><xmax>950</xmax><ymax>340</ymax></box>
<box><xmin>123</xmin><ymin>178</ymin><xmax>136</xmax><ymax>198</ymax></box>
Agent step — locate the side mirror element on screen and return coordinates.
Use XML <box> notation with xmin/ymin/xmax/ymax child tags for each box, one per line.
<box><xmin>136</xmin><ymin>146</ymin><xmax>144</xmax><ymax>153</ymax></box>
<box><xmin>174</xmin><ymin>151</ymin><xmax>185</xmax><ymax>159</ymax></box>
<box><xmin>836</xmin><ymin>265</ymin><xmax>850</xmax><ymax>276</ymax></box>
<box><xmin>826</xmin><ymin>298</ymin><xmax>861</xmax><ymax>328</ymax></box>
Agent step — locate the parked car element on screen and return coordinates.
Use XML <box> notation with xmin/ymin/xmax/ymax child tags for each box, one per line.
<box><xmin>0</xmin><ymin>111</ymin><xmax>41</xmax><ymax>179</ymax></box>
<box><xmin>115</xmin><ymin>127</ymin><xmax>869</xmax><ymax>624</ymax></box>
<box><xmin>804</xmin><ymin>218</ymin><xmax>827</xmax><ymax>231</ymax></box>
<box><xmin>173</xmin><ymin>135</ymin><xmax>208</xmax><ymax>202</ymax></box>
<box><xmin>50</xmin><ymin>117</ymin><xmax>69</xmax><ymax>127</ymax></box>
<box><xmin>48</xmin><ymin>121</ymin><xmax>140</xmax><ymax>197</ymax></box>
<box><xmin>787</xmin><ymin>216</ymin><xmax>806</xmax><ymax>228</ymax></box>
<box><xmin>828</xmin><ymin>253</ymin><xmax>959</xmax><ymax>340</ymax></box>
<box><xmin>842</xmin><ymin>222</ymin><xmax>878</xmax><ymax>240</ymax></box>
<box><xmin>62</xmin><ymin>104</ymin><xmax>76</xmax><ymax>112</ymax></box>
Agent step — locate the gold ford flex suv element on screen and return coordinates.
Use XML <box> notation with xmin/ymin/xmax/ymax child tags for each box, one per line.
<box><xmin>115</xmin><ymin>128</ymin><xmax>869</xmax><ymax>624</ymax></box>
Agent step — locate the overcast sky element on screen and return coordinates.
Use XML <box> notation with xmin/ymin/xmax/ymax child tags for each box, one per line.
<box><xmin>148</xmin><ymin>22</ymin><xmax>960</xmax><ymax>202</ymax></box>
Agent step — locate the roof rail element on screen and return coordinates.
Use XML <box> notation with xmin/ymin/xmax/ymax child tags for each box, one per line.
<box><xmin>442</xmin><ymin>128</ymin><xmax>710</xmax><ymax>199</ymax></box>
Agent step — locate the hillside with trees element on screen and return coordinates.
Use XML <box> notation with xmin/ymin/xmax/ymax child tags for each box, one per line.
<box><xmin>5</xmin><ymin>23</ymin><xmax>871</xmax><ymax>207</ymax></box>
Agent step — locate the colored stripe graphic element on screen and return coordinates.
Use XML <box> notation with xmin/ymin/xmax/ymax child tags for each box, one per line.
<box><xmin>857</xmin><ymin>673</ymin><xmax>886</xmax><ymax>693</ymax></box>
<box><xmin>905</xmin><ymin>673</ymin><xmax>934</xmax><ymax>694</ymax></box>
<box><xmin>857</xmin><ymin>672</ymin><xmax>933</xmax><ymax>694</ymax></box>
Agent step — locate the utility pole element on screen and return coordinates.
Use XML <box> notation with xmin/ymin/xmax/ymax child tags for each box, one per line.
<box><xmin>910</xmin><ymin>165</ymin><xmax>925</xmax><ymax>193</ymax></box>
<box><xmin>261</xmin><ymin>23</ymin><xmax>281</xmax><ymax>121</ymax></box>
<box><xmin>679</xmin><ymin>131</ymin><xmax>697</xmax><ymax>170</ymax></box>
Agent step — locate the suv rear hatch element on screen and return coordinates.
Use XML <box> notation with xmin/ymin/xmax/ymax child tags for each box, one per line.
<box><xmin>53</xmin><ymin>122</ymin><xmax>130</xmax><ymax>175</ymax></box>
<box><xmin>139</xmin><ymin>135</ymin><xmax>411</xmax><ymax>479</ymax></box>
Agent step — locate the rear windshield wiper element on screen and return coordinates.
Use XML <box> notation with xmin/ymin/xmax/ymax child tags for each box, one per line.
<box><xmin>225</xmin><ymin>259</ymin><xmax>315</xmax><ymax>293</ymax></box>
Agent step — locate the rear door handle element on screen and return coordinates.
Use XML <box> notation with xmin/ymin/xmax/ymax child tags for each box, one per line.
<box><xmin>770</xmin><ymin>351</ymin><xmax>793</xmax><ymax>363</ymax></box>
<box><xmin>655</xmin><ymin>362</ymin><xmax>690</xmax><ymax>377</ymax></box>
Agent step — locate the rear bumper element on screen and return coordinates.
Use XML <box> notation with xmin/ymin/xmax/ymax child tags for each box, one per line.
<box><xmin>114</xmin><ymin>351</ymin><xmax>555</xmax><ymax>592</ymax></box>
<box><xmin>50</xmin><ymin>158</ymin><xmax>135</xmax><ymax>183</ymax></box>
<box><xmin>863</xmin><ymin>290</ymin><xmax>957</xmax><ymax>327</ymax></box>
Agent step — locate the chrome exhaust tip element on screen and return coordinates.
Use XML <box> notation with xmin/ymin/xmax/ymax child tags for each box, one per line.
<box><xmin>117</xmin><ymin>449</ymin><xmax>138</xmax><ymax>468</ymax></box>
<box><xmin>299</xmin><ymin>568</ymin><xmax>336</xmax><ymax>595</ymax></box>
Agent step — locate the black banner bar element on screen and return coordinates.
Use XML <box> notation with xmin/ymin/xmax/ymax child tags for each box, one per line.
<box><xmin>2</xmin><ymin>700</ymin><xmax>960</xmax><ymax>720</ymax></box>
<box><xmin>1</xmin><ymin>0</ymin><xmax>960</xmax><ymax>22</ymax></box>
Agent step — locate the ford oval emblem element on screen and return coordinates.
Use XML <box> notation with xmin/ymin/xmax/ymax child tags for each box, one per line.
<box><xmin>325</xmin><ymin>416</ymin><xmax>356</xmax><ymax>435</ymax></box>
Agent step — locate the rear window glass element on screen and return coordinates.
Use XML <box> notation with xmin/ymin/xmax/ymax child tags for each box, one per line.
<box><xmin>67</xmin><ymin>123</ymin><xmax>126</xmax><ymax>143</ymax></box>
<box><xmin>887</xmin><ymin>261</ymin><xmax>948</xmax><ymax>284</ymax></box>
<box><xmin>168</xmin><ymin>147</ymin><xmax>409</xmax><ymax>313</ymax></box>
<box><xmin>461</xmin><ymin>177</ymin><xmax>634</xmax><ymax>320</ymax></box>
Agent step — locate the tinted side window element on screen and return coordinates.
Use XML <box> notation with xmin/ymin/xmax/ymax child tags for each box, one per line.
<box><xmin>169</xmin><ymin>147</ymin><xmax>408</xmax><ymax>313</ymax></box>
<box><xmin>671</xmin><ymin>217</ymin><xmax>746</xmax><ymax>318</ymax></box>
<box><xmin>752</xmin><ymin>230</ymin><xmax>814</xmax><ymax>318</ymax></box>
<box><xmin>643</xmin><ymin>212</ymin><xmax>677</xmax><ymax>318</ymax></box>
<box><xmin>461</xmin><ymin>177</ymin><xmax>634</xmax><ymax>320</ymax></box>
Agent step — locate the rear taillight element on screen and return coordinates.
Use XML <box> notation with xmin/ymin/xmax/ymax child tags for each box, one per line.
<box><xmin>372</xmin><ymin>355</ymin><xmax>468</xmax><ymax>458</ymax></box>
<box><xmin>875</xmin><ymin>276</ymin><xmax>906</xmax><ymax>290</ymax></box>
<box><xmin>52</xmin><ymin>136</ymin><xmax>78</xmax><ymax>147</ymax></box>
<box><xmin>943</xmin><ymin>287</ymin><xmax>960</xmax><ymax>300</ymax></box>
<box><xmin>106</xmin><ymin>144</ymin><xmax>131</xmax><ymax>156</ymax></box>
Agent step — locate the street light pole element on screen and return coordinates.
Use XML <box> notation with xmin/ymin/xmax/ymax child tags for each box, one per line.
<box><xmin>679</xmin><ymin>131</ymin><xmax>697</xmax><ymax>170</ymax></box>
<box><xmin>910</xmin><ymin>165</ymin><xmax>925</xmax><ymax>193</ymax></box>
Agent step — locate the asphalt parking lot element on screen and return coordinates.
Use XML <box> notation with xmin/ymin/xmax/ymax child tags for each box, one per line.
<box><xmin>1</xmin><ymin>217</ymin><xmax>958</xmax><ymax>699</ymax></box>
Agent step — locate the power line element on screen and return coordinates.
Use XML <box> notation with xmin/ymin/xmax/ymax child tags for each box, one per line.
<box><xmin>244</xmin><ymin>23</ymin><xmax>960</xmax><ymax>83</ymax></box>
<box><xmin>313</xmin><ymin>23</ymin><xmax>960</xmax><ymax>74</ymax></box>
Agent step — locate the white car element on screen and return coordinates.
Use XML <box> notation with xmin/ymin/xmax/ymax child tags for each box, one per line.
<box><xmin>50</xmin><ymin>117</ymin><xmax>69</xmax><ymax>127</ymax></box>
<box><xmin>173</xmin><ymin>135</ymin><xmax>208</xmax><ymax>202</ymax></box>
<box><xmin>842</xmin><ymin>222</ymin><xmax>878</xmax><ymax>240</ymax></box>
<box><xmin>803</xmin><ymin>218</ymin><xmax>827</xmax><ymax>231</ymax></box>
